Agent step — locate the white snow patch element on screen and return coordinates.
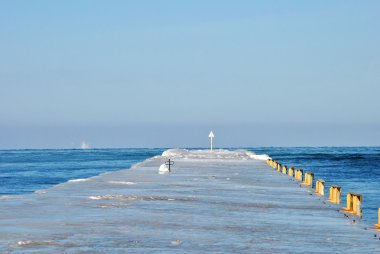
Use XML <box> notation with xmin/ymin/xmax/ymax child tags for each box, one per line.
<box><xmin>108</xmin><ymin>181</ymin><xmax>136</xmax><ymax>185</ymax></box>
<box><xmin>162</xmin><ymin>149</ymin><xmax>270</xmax><ymax>161</ymax></box>
<box><xmin>0</xmin><ymin>195</ymin><xmax>18</xmax><ymax>199</ymax></box>
<box><xmin>246</xmin><ymin>153</ymin><xmax>271</xmax><ymax>161</ymax></box>
<box><xmin>34</xmin><ymin>189</ymin><xmax>47</xmax><ymax>194</ymax></box>
<box><xmin>88</xmin><ymin>195</ymin><xmax>139</xmax><ymax>200</ymax></box>
<box><xmin>17</xmin><ymin>240</ymin><xmax>34</xmax><ymax>246</ymax></box>
<box><xmin>171</xmin><ymin>239</ymin><xmax>182</xmax><ymax>246</ymax></box>
<box><xmin>158</xmin><ymin>164</ymin><xmax>170</xmax><ymax>174</ymax></box>
<box><xmin>88</xmin><ymin>196</ymin><xmax>103</xmax><ymax>200</ymax></box>
<box><xmin>16</xmin><ymin>239</ymin><xmax>56</xmax><ymax>247</ymax></box>
<box><xmin>68</xmin><ymin>178</ymin><xmax>88</xmax><ymax>183</ymax></box>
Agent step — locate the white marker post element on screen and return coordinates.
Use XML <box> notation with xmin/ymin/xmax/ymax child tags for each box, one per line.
<box><xmin>208</xmin><ymin>131</ymin><xmax>215</xmax><ymax>151</ymax></box>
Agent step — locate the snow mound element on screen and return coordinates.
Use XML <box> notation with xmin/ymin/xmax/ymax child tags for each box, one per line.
<box><xmin>162</xmin><ymin>149</ymin><xmax>270</xmax><ymax>161</ymax></box>
<box><xmin>158</xmin><ymin>164</ymin><xmax>170</xmax><ymax>174</ymax></box>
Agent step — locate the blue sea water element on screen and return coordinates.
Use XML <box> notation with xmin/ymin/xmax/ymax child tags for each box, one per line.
<box><xmin>0</xmin><ymin>148</ymin><xmax>165</xmax><ymax>195</ymax></box>
<box><xmin>0</xmin><ymin>147</ymin><xmax>379</xmax><ymax>224</ymax></box>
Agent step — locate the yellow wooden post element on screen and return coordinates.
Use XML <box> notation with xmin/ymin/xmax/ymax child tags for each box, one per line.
<box><xmin>328</xmin><ymin>185</ymin><xmax>341</xmax><ymax>204</ymax></box>
<box><xmin>277</xmin><ymin>163</ymin><xmax>282</xmax><ymax>172</ymax></box>
<box><xmin>375</xmin><ymin>208</ymin><xmax>380</xmax><ymax>228</ymax></box>
<box><xmin>343</xmin><ymin>193</ymin><xmax>353</xmax><ymax>213</ymax></box>
<box><xmin>319</xmin><ymin>180</ymin><xmax>325</xmax><ymax>195</ymax></box>
<box><xmin>353</xmin><ymin>194</ymin><xmax>358</xmax><ymax>214</ymax></box>
<box><xmin>315</xmin><ymin>180</ymin><xmax>325</xmax><ymax>196</ymax></box>
<box><xmin>296</xmin><ymin>169</ymin><xmax>303</xmax><ymax>181</ymax></box>
<box><xmin>333</xmin><ymin>186</ymin><xmax>337</xmax><ymax>203</ymax></box>
<box><xmin>342</xmin><ymin>193</ymin><xmax>362</xmax><ymax>217</ymax></box>
<box><xmin>353</xmin><ymin>194</ymin><xmax>362</xmax><ymax>217</ymax></box>
<box><xmin>295</xmin><ymin>169</ymin><xmax>299</xmax><ymax>180</ymax></box>
<box><xmin>329</xmin><ymin>186</ymin><xmax>333</xmax><ymax>200</ymax></box>
<box><xmin>288</xmin><ymin>167</ymin><xmax>294</xmax><ymax>177</ymax></box>
<box><xmin>316</xmin><ymin>181</ymin><xmax>319</xmax><ymax>194</ymax></box>
<box><xmin>309</xmin><ymin>172</ymin><xmax>314</xmax><ymax>188</ymax></box>
<box><xmin>302</xmin><ymin>172</ymin><xmax>313</xmax><ymax>188</ymax></box>
<box><xmin>335</xmin><ymin>186</ymin><xmax>341</xmax><ymax>204</ymax></box>
<box><xmin>302</xmin><ymin>172</ymin><xmax>308</xmax><ymax>184</ymax></box>
<box><xmin>282</xmin><ymin>165</ymin><xmax>287</xmax><ymax>174</ymax></box>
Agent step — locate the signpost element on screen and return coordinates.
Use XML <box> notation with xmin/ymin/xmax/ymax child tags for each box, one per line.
<box><xmin>165</xmin><ymin>159</ymin><xmax>174</xmax><ymax>172</ymax></box>
<box><xmin>208</xmin><ymin>131</ymin><xmax>215</xmax><ymax>151</ymax></box>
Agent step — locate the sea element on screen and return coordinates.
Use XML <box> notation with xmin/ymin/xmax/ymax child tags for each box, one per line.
<box><xmin>0</xmin><ymin>147</ymin><xmax>379</xmax><ymax>224</ymax></box>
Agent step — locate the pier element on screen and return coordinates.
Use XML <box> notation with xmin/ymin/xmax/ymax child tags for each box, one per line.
<box><xmin>0</xmin><ymin>149</ymin><xmax>379</xmax><ymax>253</ymax></box>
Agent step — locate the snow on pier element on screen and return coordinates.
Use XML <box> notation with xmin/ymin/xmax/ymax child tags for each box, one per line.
<box><xmin>0</xmin><ymin>149</ymin><xmax>379</xmax><ymax>253</ymax></box>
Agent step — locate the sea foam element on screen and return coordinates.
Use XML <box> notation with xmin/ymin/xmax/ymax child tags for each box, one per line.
<box><xmin>68</xmin><ymin>178</ymin><xmax>89</xmax><ymax>183</ymax></box>
<box><xmin>107</xmin><ymin>181</ymin><xmax>136</xmax><ymax>185</ymax></box>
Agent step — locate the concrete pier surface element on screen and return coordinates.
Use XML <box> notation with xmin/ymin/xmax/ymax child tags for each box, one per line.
<box><xmin>0</xmin><ymin>149</ymin><xmax>379</xmax><ymax>253</ymax></box>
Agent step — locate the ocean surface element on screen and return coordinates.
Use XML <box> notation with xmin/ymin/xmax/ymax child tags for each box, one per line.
<box><xmin>0</xmin><ymin>148</ymin><xmax>165</xmax><ymax>195</ymax></box>
<box><xmin>1</xmin><ymin>147</ymin><xmax>379</xmax><ymax>224</ymax></box>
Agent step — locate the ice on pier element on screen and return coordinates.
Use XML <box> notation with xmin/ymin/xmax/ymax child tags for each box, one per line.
<box><xmin>0</xmin><ymin>149</ymin><xmax>379</xmax><ymax>253</ymax></box>
<box><xmin>68</xmin><ymin>178</ymin><xmax>89</xmax><ymax>183</ymax></box>
<box><xmin>0</xmin><ymin>195</ymin><xmax>19</xmax><ymax>200</ymax></box>
<box><xmin>162</xmin><ymin>148</ymin><xmax>271</xmax><ymax>161</ymax></box>
<box><xmin>107</xmin><ymin>180</ymin><xmax>136</xmax><ymax>185</ymax></box>
<box><xmin>158</xmin><ymin>163</ymin><xmax>170</xmax><ymax>174</ymax></box>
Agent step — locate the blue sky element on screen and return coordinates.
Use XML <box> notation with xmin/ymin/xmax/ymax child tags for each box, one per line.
<box><xmin>1</xmin><ymin>1</ymin><xmax>379</xmax><ymax>148</ymax></box>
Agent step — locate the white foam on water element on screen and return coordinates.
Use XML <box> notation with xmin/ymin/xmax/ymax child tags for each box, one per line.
<box><xmin>87</xmin><ymin>195</ymin><xmax>190</xmax><ymax>202</ymax></box>
<box><xmin>246</xmin><ymin>153</ymin><xmax>271</xmax><ymax>161</ymax></box>
<box><xmin>88</xmin><ymin>195</ymin><xmax>138</xmax><ymax>200</ymax></box>
<box><xmin>68</xmin><ymin>178</ymin><xmax>89</xmax><ymax>183</ymax></box>
<box><xmin>171</xmin><ymin>240</ymin><xmax>182</xmax><ymax>246</ymax></box>
<box><xmin>0</xmin><ymin>195</ymin><xmax>18</xmax><ymax>199</ymax></box>
<box><xmin>88</xmin><ymin>196</ymin><xmax>102</xmax><ymax>200</ymax></box>
<box><xmin>108</xmin><ymin>181</ymin><xmax>136</xmax><ymax>185</ymax></box>
<box><xmin>17</xmin><ymin>240</ymin><xmax>33</xmax><ymax>246</ymax></box>
<box><xmin>15</xmin><ymin>239</ymin><xmax>56</xmax><ymax>247</ymax></box>
<box><xmin>34</xmin><ymin>189</ymin><xmax>47</xmax><ymax>194</ymax></box>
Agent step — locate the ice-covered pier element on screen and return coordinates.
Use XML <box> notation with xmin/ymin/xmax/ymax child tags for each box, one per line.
<box><xmin>0</xmin><ymin>149</ymin><xmax>379</xmax><ymax>253</ymax></box>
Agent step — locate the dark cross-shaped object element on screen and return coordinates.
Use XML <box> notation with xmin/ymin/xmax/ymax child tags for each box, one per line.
<box><xmin>165</xmin><ymin>159</ymin><xmax>174</xmax><ymax>172</ymax></box>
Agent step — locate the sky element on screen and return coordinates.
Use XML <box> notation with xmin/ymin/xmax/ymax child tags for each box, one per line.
<box><xmin>0</xmin><ymin>0</ymin><xmax>379</xmax><ymax>148</ymax></box>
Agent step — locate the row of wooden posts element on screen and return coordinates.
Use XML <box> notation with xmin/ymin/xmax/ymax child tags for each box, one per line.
<box><xmin>266</xmin><ymin>159</ymin><xmax>380</xmax><ymax>230</ymax></box>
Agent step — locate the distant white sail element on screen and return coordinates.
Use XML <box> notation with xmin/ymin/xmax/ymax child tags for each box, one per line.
<box><xmin>80</xmin><ymin>141</ymin><xmax>90</xmax><ymax>149</ymax></box>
